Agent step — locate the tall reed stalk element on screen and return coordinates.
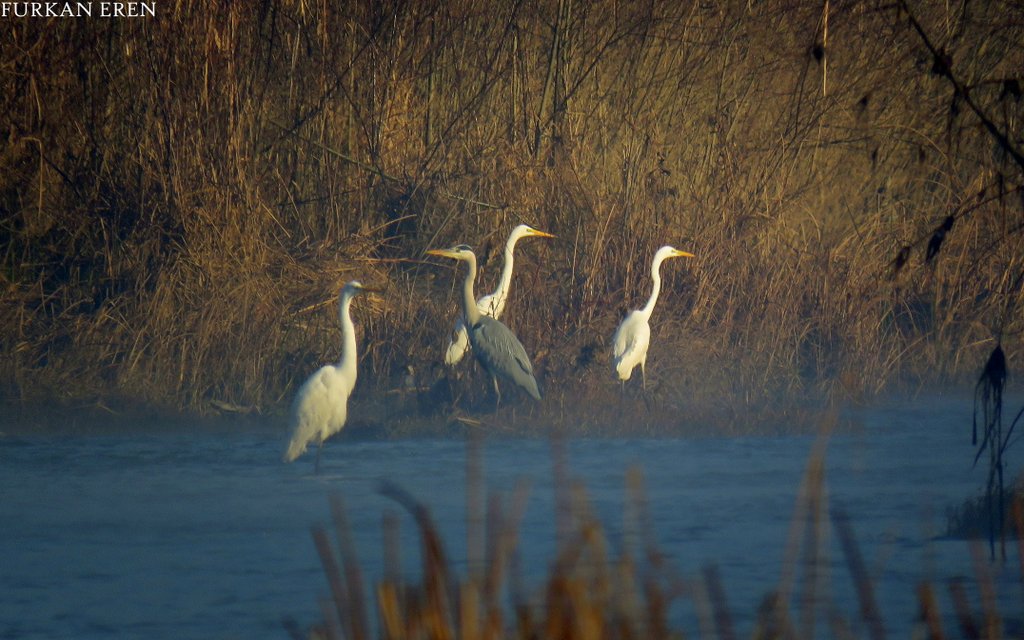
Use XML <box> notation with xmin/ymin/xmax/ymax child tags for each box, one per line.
<box><xmin>295</xmin><ymin>432</ymin><xmax>1024</xmax><ymax>638</ymax></box>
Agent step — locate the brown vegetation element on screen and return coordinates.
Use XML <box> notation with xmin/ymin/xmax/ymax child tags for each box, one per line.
<box><xmin>293</xmin><ymin>436</ymin><xmax>1024</xmax><ymax>639</ymax></box>
<box><xmin>1</xmin><ymin>0</ymin><xmax>1022</xmax><ymax>430</ymax></box>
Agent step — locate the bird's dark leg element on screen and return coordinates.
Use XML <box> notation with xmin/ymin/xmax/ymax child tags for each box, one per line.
<box><xmin>448</xmin><ymin>367</ymin><xmax>464</xmax><ymax>411</ymax></box>
<box><xmin>617</xmin><ymin>380</ymin><xmax>626</xmax><ymax>420</ymax></box>
<box><xmin>492</xmin><ymin>376</ymin><xmax>502</xmax><ymax>413</ymax></box>
<box><xmin>640</xmin><ymin>363</ymin><xmax>653</xmax><ymax>413</ymax></box>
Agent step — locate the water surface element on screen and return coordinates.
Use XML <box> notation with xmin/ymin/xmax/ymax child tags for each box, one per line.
<box><xmin>2</xmin><ymin>396</ymin><xmax>1021</xmax><ymax>638</ymax></box>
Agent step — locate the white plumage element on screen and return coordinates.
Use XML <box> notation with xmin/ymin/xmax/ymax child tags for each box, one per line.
<box><xmin>612</xmin><ymin>246</ymin><xmax>695</xmax><ymax>387</ymax></box>
<box><xmin>283</xmin><ymin>281</ymin><xmax>377</xmax><ymax>468</ymax></box>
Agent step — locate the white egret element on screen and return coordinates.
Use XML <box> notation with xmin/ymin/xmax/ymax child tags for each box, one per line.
<box><xmin>283</xmin><ymin>280</ymin><xmax>379</xmax><ymax>469</ymax></box>
<box><xmin>443</xmin><ymin>224</ymin><xmax>555</xmax><ymax>366</ymax></box>
<box><xmin>428</xmin><ymin>245</ymin><xmax>542</xmax><ymax>406</ymax></box>
<box><xmin>612</xmin><ymin>246</ymin><xmax>695</xmax><ymax>388</ymax></box>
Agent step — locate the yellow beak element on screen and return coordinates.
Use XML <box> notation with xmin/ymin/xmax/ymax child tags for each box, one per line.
<box><xmin>426</xmin><ymin>248</ymin><xmax>459</xmax><ymax>259</ymax></box>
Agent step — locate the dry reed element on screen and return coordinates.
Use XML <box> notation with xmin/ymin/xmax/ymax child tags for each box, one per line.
<box><xmin>0</xmin><ymin>0</ymin><xmax>1022</xmax><ymax>431</ymax></box>
<box><xmin>293</xmin><ymin>433</ymin><xmax>1024</xmax><ymax>639</ymax></box>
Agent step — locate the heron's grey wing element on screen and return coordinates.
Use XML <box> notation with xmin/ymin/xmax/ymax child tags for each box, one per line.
<box><xmin>470</xmin><ymin>317</ymin><xmax>541</xmax><ymax>400</ymax></box>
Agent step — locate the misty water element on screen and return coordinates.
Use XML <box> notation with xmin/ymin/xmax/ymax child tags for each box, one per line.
<box><xmin>2</xmin><ymin>396</ymin><xmax>1022</xmax><ymax>639</ymax></box>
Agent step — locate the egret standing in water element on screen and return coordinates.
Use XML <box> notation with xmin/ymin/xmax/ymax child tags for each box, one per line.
<box><xmin>444</xmin><ymin>224</ymin><xmax>555</xmax><ymax>366</ymax></box>
<box><xmin>428</xmin><ymin>245</ymin><xmax>542</xmax><ymax>407</ymax></box>
<box><xmin>284</xmin><ymin>280</ymin><xmax>379</xmax><ymax>470</ymax></box>
<box><xmin>612</xmin><ymin>246</ymin><xmax>695</xmax><ymax>388</ymax></box>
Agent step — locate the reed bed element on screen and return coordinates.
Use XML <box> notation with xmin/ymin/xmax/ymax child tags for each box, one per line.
<box><xmin>291</xmin><ymin>433</ymin><xmax>1024</xmax><ymax>639</ymax></box>
<box><xmin>1</xmin><ymin>0</ymin><xmax>1022</xmax><ymax>429</ymax></box>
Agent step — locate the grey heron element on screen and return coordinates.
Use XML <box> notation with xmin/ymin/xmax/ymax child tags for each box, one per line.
<box><xmin>428</xmin><ymin>245</ymin><xmax>542</xmax><ymax>406</ymax></box>
<box><xmin>444</xmin><ymin>224</ymin><xmax>555</xmax><ymax>366</ymax></box>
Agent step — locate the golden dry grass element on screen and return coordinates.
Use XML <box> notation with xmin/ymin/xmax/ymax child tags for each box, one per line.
<box><xmin>0</xmin><ymin>0</ymin><xmax>1022</xmax><ymax>429</ymax></box>
<box><xmin>292</xmin><ymin>433</ymin><xmax>1024</xmax><ymax>639</ymax></box>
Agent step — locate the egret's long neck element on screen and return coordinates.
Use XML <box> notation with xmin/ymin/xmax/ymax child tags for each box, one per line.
<box><xmin>641</xmin><ymin>254</ymin><xmax>666</xmax><ymax>318</ymax></box>
<box><xmin>461</xmin><ymin>254</ymin><xmax>482</xmax><ymax>326</ymax></box>
<box><xmin>338</xmin><ymin>293</ymin><xmax>358</xmax><ymax>386</ymax></box>
<box><xmin>491</xmin><ymin>235</ymin><xmax>519</xmax><ymax>307</ymax></box>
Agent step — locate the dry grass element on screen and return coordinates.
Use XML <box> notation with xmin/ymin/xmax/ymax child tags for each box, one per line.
<box><xmin>0</xmin><ymin>0</ymin><xmax>1022</xmax><ymax>430</ymax></box>
<box><xmin>290</xmin><ymin>433</ymin><xmax>1024</xmax><ymax>639</ymax></box>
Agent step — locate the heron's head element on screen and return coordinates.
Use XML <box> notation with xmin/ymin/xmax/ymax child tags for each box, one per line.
<box><xmin>657</xmin><ymin>245</ymin><xmax>696</xmax><ymax>261</ymax></box>
<box><xmin>511</xmin><ymin>224</ymin><xmax>556</xmax><ymax>241</ymax></box>
<box><xmin>426</xmin><ymin>244</ymin><xmax>476</xmax><ymax>262</ymax></box>
<box><xmin>342</xmin><ymin>280</ymin><xmax>383</xmax><ymax>297</ymax></box>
